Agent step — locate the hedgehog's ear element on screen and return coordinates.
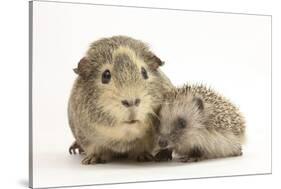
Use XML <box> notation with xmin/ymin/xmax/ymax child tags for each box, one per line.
<box><xmin>144</xmin><ymin>52</ymin><xmax>165</xmax><ymax>71</ymax></box>
<box><xmin>73</xmin><ymin>57</ymin><xmax>93</xmax><ymax>78</ymax></box>
<box><xmin>193</xmin><ymin>97</ymin><xmax>204</xmax><ymax>111</ymax></box>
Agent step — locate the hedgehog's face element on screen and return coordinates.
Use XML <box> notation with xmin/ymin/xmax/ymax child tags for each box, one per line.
<box><xmin>156</xmin><ymin>95</ymin><xmax>205</xmax><ymax>150</ymax></box>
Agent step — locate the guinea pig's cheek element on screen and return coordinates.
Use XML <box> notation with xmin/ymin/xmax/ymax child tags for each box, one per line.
<box><xmin>134</xmin><ymin>112</ymin><xmax>143</xmax><ymax>122</ymax></box>
<box><xmin>110</xmin><ymin>110</ymin><xmax>128</xmax><ymax>126</ymax></box>
<box><xmin>139</xmin><ymin>99</ymin><xmax>154</xmax><ymax>118</ymax></box>
<box><xmin>119</xmin><ymin>123</ymin><xmax>146</xmax><ymax>140</ymax></box>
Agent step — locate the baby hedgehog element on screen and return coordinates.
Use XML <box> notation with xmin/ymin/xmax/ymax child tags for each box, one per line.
<box><xmin>155</xmin><ymin>84</ymin><xmax>245</xmax><ymax>162</ymax></box>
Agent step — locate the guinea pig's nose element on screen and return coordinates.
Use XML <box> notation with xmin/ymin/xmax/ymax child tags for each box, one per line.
<box><xmin>158</xmin><ymin>139</ymin><xmax>168</xmax><ymax>148</ymax></box>
<box><xmin>121</xmin><ymin>98</ymin><xmax>141</xmax><ymax>107</ymax></box>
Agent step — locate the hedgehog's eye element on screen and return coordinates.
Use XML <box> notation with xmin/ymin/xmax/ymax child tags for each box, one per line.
<box><xmin>141</xmin><ymin>67</ymin><xmax>148</xmax><ymax>80</ymax></box>
<box><xmin>102</xmin><ymin>69</ymin><xmax>111</xmax><ymax>84</ymax></box>
<box><xmin>176</xmin><ymin>118</ymin><xmax>186</xmax><ymax>129</ymax></box>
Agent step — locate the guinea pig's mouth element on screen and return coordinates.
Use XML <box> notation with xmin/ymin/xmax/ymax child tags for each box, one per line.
<box><xmin>123</xmin><ymin>120</ymin><xmax>139</xmax><ymax>124</ymax></box>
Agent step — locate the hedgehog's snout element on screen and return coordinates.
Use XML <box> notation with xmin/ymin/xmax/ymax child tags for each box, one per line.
<box><xmin>158</xmin><ymin>138</ymin><xmax>168</xmax><ymax>148</ymax></box>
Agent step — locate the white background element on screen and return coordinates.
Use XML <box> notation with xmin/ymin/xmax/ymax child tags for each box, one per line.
<box><xmin>31</xmin><ymin>1</ymin><xmax>271</xmax><ymax>188</ymax></box>
<box><xmin>0</xmin><ymin>0</ymin><xmax>280</xmax><ymax>189</ymax></box>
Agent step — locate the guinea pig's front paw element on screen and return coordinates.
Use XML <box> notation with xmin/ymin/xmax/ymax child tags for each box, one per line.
<box><xmin>81</xmin><ymin>154</ymin><xmax>108</xmax><ymax>165</ymax></box>
<box><xmin>137</xmin><ymin>152</ymin><xmax>154</xmax><ymax>162</ymax></box>
<box><xmin>69</xmin><ymin>141</ymin><xmax>85</xmax><ymax>155</ymax></box>
<box><xmin>155</xmin><ymin>149</ymin><xmax>173</xmax><ymax>162</ymax></box>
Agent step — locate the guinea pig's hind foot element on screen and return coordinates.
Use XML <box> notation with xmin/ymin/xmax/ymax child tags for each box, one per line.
<box><xmin>81</xmin><ymin>154</ymin><xmax>97</xmax><ymax>165</ymax></box>
<box><xmin>81</xmin><ymin>154</ymin><xmax>109</xmax><ymax>165</ymax></box>
<box><xmin>137</xmin><ymin>152</ymin><xmax>154</xmax><ymax>162</ymax></box>
<box><xmin>69</xmin><ymin>141</ymin><xmax>85</xmax><ymax>155</ymax></box>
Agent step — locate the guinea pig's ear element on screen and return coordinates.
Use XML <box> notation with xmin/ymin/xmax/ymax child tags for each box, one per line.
<box><xmin>73</xmin><ymin>57</ymin><xmax>93</xmax><ymax>78</ymax></box>
<box><xmin>193</xmin><ymin>97</ymin><xmax>204</xmax><ymax>111</ymax></box>
<box><xmin>144</xmin><ymin>51</ymin><xmax>165</xmax><ymax>71</ymax></box>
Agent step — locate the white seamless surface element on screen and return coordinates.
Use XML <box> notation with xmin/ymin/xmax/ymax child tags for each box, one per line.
<box><xmin>31</xmin><ymin>1</ymin><xmax>271</xmax><ymax>188</ymax></box>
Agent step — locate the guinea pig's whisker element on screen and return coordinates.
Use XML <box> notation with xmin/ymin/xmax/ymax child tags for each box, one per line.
<box><xmin>149</xmin><ymin>110</ymin><xmax>160</xmax><ymax>121</ymax></box>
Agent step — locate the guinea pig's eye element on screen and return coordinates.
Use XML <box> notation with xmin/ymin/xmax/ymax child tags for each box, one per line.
<box><xmin>102</xmin><ymin>69</ymin><xmax>111</xmax><ymax>84</ymax></box>
<box><xmin>141</xmin><ymin>67</ymin><xmax>148</xmax><ymax>80</ymax></box>
<box><xmin>176</xmin><ymin>118</ymin><xmax>187</xmax><ymax>129</ymax></box>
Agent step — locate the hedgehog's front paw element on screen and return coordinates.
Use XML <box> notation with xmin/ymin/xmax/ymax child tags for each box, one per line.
<box><xmin>137</xmin><ymin>152</ymin><xmax>154</xmax><ymax>162</ymax></box>
<box><xmin>179</xmin><ymin>156</ymin><xmax>203</xmax><ymax>163</ymax></box>
<box><xmin>179</xmin><ymin>146</ymin><xmax>204</xmax><ymax>163</ymax></box>
<box><xmin>69</xmin><ymin>141</ymin><xmax>85</xmax><ymax>155</ymax></box>
<box><xmin>155</xmin><ymin>149</ymin><xmax>173</xmax><ymax>162</ymax></box>
<box><xmin>81</xmin><ymin>154</ymin><xmax>108</xmax><ymax>165</ymax></box>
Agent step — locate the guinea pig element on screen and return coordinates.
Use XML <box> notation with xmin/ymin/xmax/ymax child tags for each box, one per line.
<box><xmin>68</xmin><ymin>36</ymin><xmax>173</xmax><ymax>164</ymax></box>
<box><xmin>154</xmin><ymin>84</ymin><xmax>245</xmax><ymax>162</ymax></box>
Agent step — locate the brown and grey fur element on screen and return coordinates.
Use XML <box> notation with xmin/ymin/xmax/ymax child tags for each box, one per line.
<box><xmin>68</xmin><ymin>36</ymin><xmax>173</xmax><ymax>164</ymax></box>
<box><xmin>155</xmin><ymin>84</ymin><xmax>245</xmax><ymax>162</ymax></box>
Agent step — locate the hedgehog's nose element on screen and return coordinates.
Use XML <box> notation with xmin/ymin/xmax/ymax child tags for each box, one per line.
<box><xmin>121</xmin><ymin>98</ymin><xmax>141</xmax><ymax>107</ymax></box>
<box><xmin>158</xmin><ymin>139</ymin><xmax>168</xmax><ymax>148</ymax></box>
